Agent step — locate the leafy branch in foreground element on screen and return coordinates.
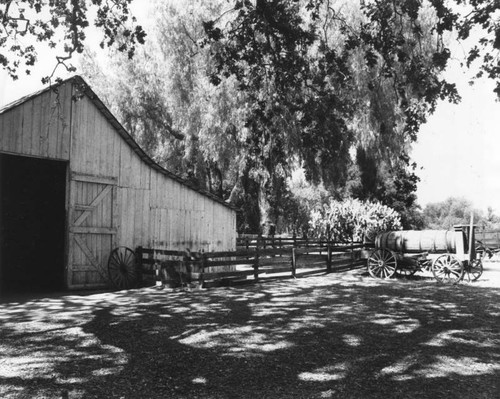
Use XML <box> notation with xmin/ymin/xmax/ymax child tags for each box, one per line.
<box><xmin>0</xmin><ymin>0</ymin><xmax>146</xmax><ymax>83</ymax></box>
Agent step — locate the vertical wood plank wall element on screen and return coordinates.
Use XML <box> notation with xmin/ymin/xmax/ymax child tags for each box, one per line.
<box><xmin>69</xmin><ymin>89</ymin><xmax>237</xmax><ymax>253</ymax></box>
<box><xmin>0</xmin><ymin>84</ymin><xmax>72</xmax><ymax>160</ymax></box>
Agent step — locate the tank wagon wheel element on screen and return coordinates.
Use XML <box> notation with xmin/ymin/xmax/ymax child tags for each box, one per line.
<box><xmin>108</xmin><ymin>247</ymin><xmax>139</xmax><ymax>290</ymax></box>
<box><xmin>368</xmin><ymin>249</ymin><xmax>397</xmax><ymax>279</ymax></box>
<box><xmin>465</xmin><ymin>259</ymin><xmax>483</xmax><ymax>282</ymax></box>
<box><xmin>431</xmin><ymin>254</ymin><xmax>463</xmax><ymax>285</ymax></box>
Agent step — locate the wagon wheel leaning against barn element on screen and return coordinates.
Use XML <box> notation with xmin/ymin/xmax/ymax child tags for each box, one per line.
<box><xmin>431</xmin><ymin>254</ymin><xmax>464</xmax><ymax>285</ymax></box>
<box><xmin>108</xmin><ymin>247</ymin><xmax>139</xmax><ymax>290</ymax></box>
<box><xmin>367</xmin><ymin>249</ymin><xmax>398</xmax><ymax>279</ymax></box>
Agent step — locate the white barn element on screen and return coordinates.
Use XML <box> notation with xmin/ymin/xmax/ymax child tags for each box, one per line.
<box><xmin>0</xmin><ymin>76</ymin><xmax>236</xmax><ymax>294</ymax></box>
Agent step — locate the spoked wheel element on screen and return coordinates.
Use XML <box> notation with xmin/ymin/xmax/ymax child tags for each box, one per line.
<box><xmin>431</xmin><ymin>254</ymin><xmax>463</xmax><ymax>285</ymax></box>
<box><xmin>464</xmin><ymin>259</ymin><xmax>483</xmax><ymax>282</ymax></box>
<box><xmin>368</xmin><ymin>249</ymin><xmax>397</xmax><ymax>279</ymax></box>
<box><xmin>108</xmin><ymin>247</ymin><xmax>139</xmax><ymax>290</ymax></box>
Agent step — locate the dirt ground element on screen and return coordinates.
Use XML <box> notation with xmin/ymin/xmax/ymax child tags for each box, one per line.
<box><xmin>1</xmin><ymin>263</ymin><xmax>499</xmax><ymax>399</ymax></box>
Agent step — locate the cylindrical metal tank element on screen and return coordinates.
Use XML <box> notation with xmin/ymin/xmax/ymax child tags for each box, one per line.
<box><xmin>375</xmin><ymin>230</ymin><xmax>456</xmax><ymax>253</ymax></box>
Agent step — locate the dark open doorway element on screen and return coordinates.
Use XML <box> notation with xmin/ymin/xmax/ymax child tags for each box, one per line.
<box><xmin>0</xmin><ymin>153</ymin><xmax>67</xmax><ymax>295</ymax></box>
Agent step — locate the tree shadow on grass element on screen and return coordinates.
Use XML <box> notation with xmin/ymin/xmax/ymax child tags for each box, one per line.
<box><xmin>1</xmin><ymin>272</ymin><xmax>500</xmax><ymax>398</ymax></box>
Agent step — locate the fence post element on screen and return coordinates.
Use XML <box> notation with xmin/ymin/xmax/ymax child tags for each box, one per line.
<box><xmin>292</xmin><ymin>248</ymin><xmax>297</xmax><ymax>278</ymax></box>
<box><xmin>200</xmin><ymin>252</ymin><xmax>207</xmax><ymax>289</ymax></box>
<box><xmin>136</xmin><ymin>246</ymin><xmax>143</xmax><ymax>283</ymax></box>
<box><xmin>254</xmin><ymin>246</ymin><xmax>260</xmax><ymax>281</ymax></box>
<box><xmin>327</xmin><ymin>244</ymin><xmax>332</xmax><ymax>273</ymax></box>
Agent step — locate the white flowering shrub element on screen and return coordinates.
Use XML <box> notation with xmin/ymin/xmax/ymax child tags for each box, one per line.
<box><xmin>309</xmin><ymin>198</ymin><xmax>402</xmax><ymax>242</ymax></box>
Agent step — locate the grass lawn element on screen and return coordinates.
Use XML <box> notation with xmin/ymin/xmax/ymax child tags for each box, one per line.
<box><xmin>1</xmin><ymin>266</ymin><xmax>499</xmax><ymax>398</ymax></box>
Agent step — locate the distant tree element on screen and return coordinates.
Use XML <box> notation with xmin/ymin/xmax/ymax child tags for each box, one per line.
<box><xmin>483</xmin><ymin>207</ymin><xmax>500</xmax><ymax>230</ymax></box>
<box><xmin>422</xmin><ymin>197</ymin><xmax>483</xmax><ymax>230</ymax></box>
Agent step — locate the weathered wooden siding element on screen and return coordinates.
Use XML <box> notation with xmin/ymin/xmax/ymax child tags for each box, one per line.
<box><xmin>148</xmin><ymin>171</ymin><xmax>236</xmax><ymax>252</ymax></box>
<box><xmin>67</xmin><ymin>83</ymin><xmax>236</xmax><ymax>287</ymax></box>
<box><xmin>70</xmin><ymin>95</ymin><xmax>121</xmax><ymax>178</ymax></box>
<box><xmin>0</xmin><ymin>83</ymin><xmax>72</xmax><ymax>160</ymax></box>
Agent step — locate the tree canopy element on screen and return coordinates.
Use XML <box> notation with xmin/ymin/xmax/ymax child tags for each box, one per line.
<box><xmin>201</xmin><ymin>0</ymin><xmax>463</xmax><ymax>230</ymax></box>
<box><xmin>3</xmin><ymin>0</ymin><xmax>500</xmax><ymax>234</ymax></box>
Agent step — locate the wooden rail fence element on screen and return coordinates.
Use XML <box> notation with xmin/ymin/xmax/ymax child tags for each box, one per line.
<box><xmin>137</xmin><ymin>239</ymin><xmax>366</xmax><ymax>288</ymax></box>
<box><xmin>236</xmin><ymin>235</ymin><xmax>342</xmax><ymax>250</ymax></box>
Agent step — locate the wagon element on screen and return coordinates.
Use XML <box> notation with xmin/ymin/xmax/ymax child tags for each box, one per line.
<box><xmin>367</xmin><ymin>224</ymin><xmax>483</xmax><ymax>284</ymax></box>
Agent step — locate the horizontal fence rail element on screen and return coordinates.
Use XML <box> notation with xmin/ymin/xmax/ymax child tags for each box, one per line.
<box><xmin>137</xmin><ymin>238</ymin><xmax>366</xmax><ymax>289</ymax></box>
<box><xmin>236</xmin><ymin>235</ymin><xmax>363</xmax><ymax>250</ymax></box>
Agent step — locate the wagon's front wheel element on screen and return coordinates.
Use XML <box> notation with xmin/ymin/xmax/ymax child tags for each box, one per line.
<box><xmin>108</xmin><ymin>247</ymin><xmax>139</xmax><ymax>290</ymax></box>
<box><xmin>431</xmin><ymin>254</ymin><xmax>463</xmax><ymax>285</ymax></box>
<box><xmin>368</xmin><ymin>249</ymin><xmax>397</xmax><ymax>279</ymax></box>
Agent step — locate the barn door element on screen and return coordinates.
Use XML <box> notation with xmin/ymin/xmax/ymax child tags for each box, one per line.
<box><xmin>68</xmin><ymin>173</ymin><xmax>117</xmax><ymax>289</ymax></box>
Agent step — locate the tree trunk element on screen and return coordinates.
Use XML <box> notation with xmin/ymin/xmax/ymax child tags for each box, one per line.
<box><xmin>213</xmin><ymin>165</ymin><xmax>223</xmax><ymax>198</ymax></box>
<box><xmin>258</xmin><ymin>180</ymin><xmax>273</xmax><ymax>236</ymax></box>
<box><xmin>228</xmin><ymin>178</ymin><xmax>241</xmax><ymax>205</ymax></box>
<box><xmin>206</xmin><ymin>166</ymin><xmax>213</xmax><ymax>194</ymax></box>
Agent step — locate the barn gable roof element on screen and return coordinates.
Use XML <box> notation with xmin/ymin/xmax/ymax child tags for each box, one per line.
<box><xmin>0</xmin><ymin>76</ymin><xmax>235</xmax><ymax>210</ymax></box>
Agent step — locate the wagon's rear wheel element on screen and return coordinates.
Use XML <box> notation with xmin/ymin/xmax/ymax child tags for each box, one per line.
<box><xmin>368</xmin><ymin>249</ymin><xmax>397</xmax><ymax>279</ymax></box>
<box><xmin>108</xmin><ymin>247</ymin><xmax>139</xmax><ymax>290</ymax></box>
<box><xmin>431</xmin><ymin>254</ymin><xmax>463</xmax><ymax>285</ymax></box>
<box><xmin>465</xmin><ymin>259</ymin><xmax>483</xmax><ymax>281</ymax></box>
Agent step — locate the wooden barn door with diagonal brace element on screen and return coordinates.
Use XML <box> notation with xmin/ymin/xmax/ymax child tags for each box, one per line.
<box><xmin>68</xmin><ymin>173</ymin><xmax>118</xmax><ymax>289</ymax></box>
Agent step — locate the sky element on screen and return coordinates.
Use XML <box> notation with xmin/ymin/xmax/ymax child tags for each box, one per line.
<box><xmin>413</xmin><ymin>71</ymin><xmax>500</xmax><ymax>213</ymax></box>
<box><xmin>1</xmin><ymin>1</ymin><xmax>499</xmax><ymax>214</ymax></box>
